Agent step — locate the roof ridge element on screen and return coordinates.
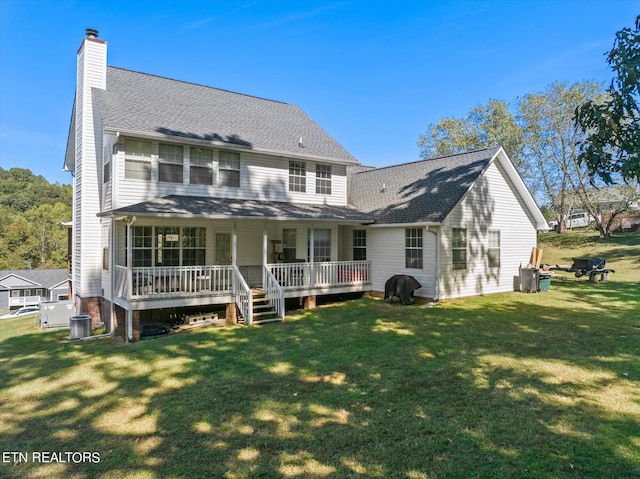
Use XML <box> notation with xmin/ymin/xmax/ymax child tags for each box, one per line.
<box><xmin>351</xmin><ymin>146</ymin><xmax>500</xmax><ymax>175</ymax></box>
<box><xmin>107</xmin><ymin>66</ymin><xmax>291</xmax><ymax>106</ymax></box>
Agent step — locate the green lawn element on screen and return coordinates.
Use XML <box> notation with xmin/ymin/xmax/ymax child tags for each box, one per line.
<box><xmin>1</xmin><ymin>232</ymin><xmax>638</xmax><ymax>478</ymax></box>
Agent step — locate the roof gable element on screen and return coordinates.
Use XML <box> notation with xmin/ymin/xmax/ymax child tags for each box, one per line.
<box><xmin>92</xmin><ymin>67</ymin><xmax>358</xmax><ymax>164</ymax></box>
<box><xmin>349</xmin><ymin>148</ymin><xmax>500</xmax><ymax>224</ymax></box>
<box><xmin>0</xmin><ymin>270</ymin><xmax>69</xmax><ymax>289</ymax></box>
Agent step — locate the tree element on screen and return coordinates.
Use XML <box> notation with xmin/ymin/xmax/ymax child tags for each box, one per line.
<box><xmin>518</xmin><ymin>81</ymin><xmax>605</xmax><ymax>233</ymax></box>
<box><xmin>575</xmin><ymin>16</ymin><xmax>640</xmax><ymax>184</ymax></box>
<box><xmin>417</xmin><ymin>99</ymin><xmax>525</xmax><ymax>170</ymax></box>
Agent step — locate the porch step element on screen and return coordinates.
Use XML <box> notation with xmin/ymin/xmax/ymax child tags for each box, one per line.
<box><xmin>250</xmin><ymin>289</ymin><xmax>281</xmax><ymax>324</ymax></box>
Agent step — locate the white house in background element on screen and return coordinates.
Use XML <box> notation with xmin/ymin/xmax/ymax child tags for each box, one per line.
<box><xmin>64</xmin><ymin>29</ymin><xmax>548</xmax><ymax>341</ymax></box>
<box><xmin>0</xmin><ymin>269</ymin><xmax>70</xmax><ymax>313</ymax></box>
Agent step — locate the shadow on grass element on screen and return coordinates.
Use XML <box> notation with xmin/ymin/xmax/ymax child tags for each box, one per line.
<box><xmin>1</xmin><ymin>289</ymin><xmax>639</xmax><ymax>478</ymax></box>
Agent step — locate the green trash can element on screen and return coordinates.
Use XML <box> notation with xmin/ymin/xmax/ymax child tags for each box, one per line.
<box><xmin>538</xmin><ymin>273</ymin><xmax>551</xmax><ymax>292</ymax></box>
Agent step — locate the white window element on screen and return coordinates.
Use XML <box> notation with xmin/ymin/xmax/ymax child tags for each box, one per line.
<box><xmin>353</xmin><ymin>230</ymin><xmax>366</xmax><ymax>260</ymax></box>
<box><xmin>216</xmin><ymin>233</ymin><xmax>231</xmax><ymax>265</ymax></box>
<box><xmin>452</xmin><ymin>228</ymin><xmax>467</xmax><ymax>270</ymax></box>
<box><xmin>182</xmin><ymin>227</ymin><xmax>207</xmax><ymax>266</ymax></box>
<box><xmin>289</xmin><ymin>161</ymin><xmax>306</xmax><ymax>192</ymax></box>
<box><xmin>283</xmin><ymin>229</ymin><xmax>297</xmax><ymax>262</ymax></box>
<box><xmin>156</xmin><ymin>226</ymin><xmax>181</xmax><ymax>266</ymax></box>
<box><xmin>488</xmin><ymin>230</ymin><xmax>501</xmax><ymax>267</ymax></box>
<box><xmin>124</xmin><ymin>139</ymin><xmax>152</xmax><ymax>180</ymax></box>
<box><xmin>190</xmin><ymin>147</ymin><xmax>213</xmax><ymax>185</ymax></box>
<box><xmin>316</xmin><ymin>164</ymin><xmax>332</xmax><ymax>195</ymax></box>
<box><xmin>11</xmin><ymin>290</ymin><xmax>19</xmax><ymax>297</ymax></box>
<box><xmin>131</xmin><ymin>226</ymin><xmax>153</xmax><ymax>267</ymax></box>
<box><xmin>309</xmin><ymin>229</ymin><xmax>331</xmax><ymax>262</ymax></box>
<box><xmin>405</xmin><ymin>228</ymin><xmax>423</xmax><ymax>269</ymax></box>
<box><xmin>159</xmin><ymin>143</ymin><xmax>184</xmax><ymax>183</ymax></box>
<box><xmin>219</xmin><ymin>151</ymin><xmax>240</xmax><ymax>187</ymax></box>
<box><xmin>36</xmin><ymin>289</ymin><xmax>43</xmax><ymax>297</ymax></box>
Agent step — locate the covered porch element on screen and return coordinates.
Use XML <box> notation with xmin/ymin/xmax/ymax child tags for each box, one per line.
<box><xmin>102</xmin><ymin>196</ymin><xmax>374</xmax><ymax>325</ymax></box>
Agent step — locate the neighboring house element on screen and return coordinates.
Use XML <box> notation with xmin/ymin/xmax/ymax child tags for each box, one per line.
<box><xmin>0</xmin><ymin>269</ymin><xmax>70</xmax><ymax>313</ymax></box>
<box><xmin>64</xmin><ymin>30</ymin><xmax>547</xmax><ymax>340</ymax></box>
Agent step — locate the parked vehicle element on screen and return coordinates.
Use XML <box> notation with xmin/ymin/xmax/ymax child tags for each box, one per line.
<box><xmin>0</xmin><ymin>305</ymin><xmax>40</xmax><ymax>319</ymax></box>
<box><xmin>548</xmin><ymin>212</ymin><xmax>598</xmax><ymax>232</ymax></box>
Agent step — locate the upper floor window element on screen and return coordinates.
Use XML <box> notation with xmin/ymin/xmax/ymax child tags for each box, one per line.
<box><xmin>452</xmin><ymin>228</ymin><xmax>467</xmax><ymax>270</ymax></box>
<box><xmin>124</xmin><ymin>139</ymin><xmax>152</xmax><ymax>180</ymax></box>
<box><xmin>159</xmin><ymin>143</ymin><xmax>184</xmax><ymax>183</ymax></box>
<box><xmin>353</xmin><ymin>229</ymin><xmax>366</xmax><ymax>260</ymax></box>
<box><xmin>219</xmin><ymin>151</ymin><xmax>240</xmax><ymax>187</ymax></box>
<box><xmin>190</xmin><ymin>147</ymin><xmax>213</xmax><ymax>185</ymax></box>
<box><xmin>405</xmin><ymin>228</ymin><xmax>423</xmax><ymax>269</ymax></box>
<box><xmin>488</xmin><ymin>230</ymin><xmax>501</xmax><ymax>267</ymax></box>
<box><xmin>289</xmin><ymin>161</ymin><xmax>306</xmax><ymax>192</ymax></box>
<box><xmin>316</xmin><ymin>164</ymin><xmax>332</xmax><ymax>195</ymax></box>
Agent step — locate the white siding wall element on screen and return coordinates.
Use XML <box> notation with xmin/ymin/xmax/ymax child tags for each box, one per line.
<box><xmin>113</xmin><ymin>138</ymin><xmax>348</xmax><ymax>209</ymax></box>
<box><xmin>439</xmin><ymin>160</ymin><xmax>537</xmax><ymax>299</ymax></box>
<box><xmin>74</xmin><ymin>38</ymin><xmax>107</xmax><ymax>299</ymax></box>
<box><xmin>368</xmin><ymin>227</ymin><xmax>437</xmax><ymax>299</ymax></box>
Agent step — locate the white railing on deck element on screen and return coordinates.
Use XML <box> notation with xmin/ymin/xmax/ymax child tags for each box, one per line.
<box><xmin>266</xmin><ymin>260</ymin><xmax>371</xmax><ymax>290</ymax></box>
<box><xmin>117</xmin><ymin>265</ymin><xmax>233</xmax><ymax>299</ymax></box>
<box><xmin>232</xmin><ymin>265</ymin><xmax>253</xmax><ymax>324</ymax></box>
<box><xmin>263</xmin><ymin>266</ymin><xmax>285</xmax><ymax>319</ymax></box>
<box><xmin>9</xmin><ymin>296</ymin><xmax>43</xmax><ymax>307</ymax></box>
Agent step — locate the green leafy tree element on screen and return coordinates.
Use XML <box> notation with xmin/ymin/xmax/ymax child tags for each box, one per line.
<box><xmin>418</xmin><ymin>99</ymin><xmax>525</xmax><ymax>170</ymax></box>
<box><xmin>518</xmin><ymin>81</ymin><xmax>605</xmax><ymax>233</ymax></box>
<box><xmin>575</xmin><ymin>16</ymin><xmax>640</xmax><ymax>184</ymax></box>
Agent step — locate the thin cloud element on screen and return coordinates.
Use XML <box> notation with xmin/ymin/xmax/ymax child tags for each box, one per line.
<box><xmin>185</xmin><ymin>1</ymin><xmax>258</xmax><ymax>30</ymax></box>
<box><xmin>259</xmin><ymin>4</ymin><xmax>341</xmax><ymax>29</ymax></box>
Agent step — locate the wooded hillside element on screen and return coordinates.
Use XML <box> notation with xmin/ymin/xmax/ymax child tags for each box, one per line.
<box><xmin>0</xmin><ymin>168</ymin><xmax>72</xmax><ymax>269</ymax></box>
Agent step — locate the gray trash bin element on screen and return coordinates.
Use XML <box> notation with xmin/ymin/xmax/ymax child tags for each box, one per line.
<box><xmin>69</xmin><ymin>315</ymin><xmax>92</xmax><ymax>339</ymax></box>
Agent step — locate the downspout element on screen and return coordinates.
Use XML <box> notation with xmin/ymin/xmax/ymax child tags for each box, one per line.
<box><xmin>427</xmin><ymin>227</ymin><xmax>441</xmax><ymax>301</ymax></box>
<box><xmin>126</xmin><ymin>216</ymin><xmax>137</xmax><ymax>342</ymax></box>
<box><xmin>108</xmin><ymin>216</ymin><xmax>115</xmax><ymax>336</ymax></box>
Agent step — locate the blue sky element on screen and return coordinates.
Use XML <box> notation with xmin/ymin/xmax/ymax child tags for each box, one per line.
<box><xmin>0</xmin><ymin>0</ymin><xmax>637</xmax><ymax>185</ymax></box>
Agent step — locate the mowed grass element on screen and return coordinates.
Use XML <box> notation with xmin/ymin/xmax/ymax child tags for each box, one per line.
<box><xmin>0</xmin><ymin>233</ymin><xmax>638</xmax><ymax>478</ymax></box>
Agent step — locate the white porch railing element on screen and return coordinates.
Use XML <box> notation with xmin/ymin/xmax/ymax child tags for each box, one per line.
<box><xmin>263</xmin><ymin>266</ymin><xmax>285</xmax><ymax>320</ymax></box>
<box><xmin>114</xmin><ymin>265</ymin><xmax>234</xmax><ymax>300</ymax></box>
<box><xmin>232</xmin><ymin>265</ymin><xmax>253</xmax><ymax>324</ymax></box>
<box><xmin>9</xmin><ymin>296</ymin><xmax>43</xmax><ymax>307</ymax></box>
<box><xmin>266</xmin><ymin>260</ymin><xmax>371</xmax><ymax>290</ymax></box>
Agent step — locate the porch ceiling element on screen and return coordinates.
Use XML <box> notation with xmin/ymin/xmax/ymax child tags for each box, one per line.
<box><xmin>99</xmin><ymin>195</ymin><xmax>374</xmax><ymax>224</ymax></box>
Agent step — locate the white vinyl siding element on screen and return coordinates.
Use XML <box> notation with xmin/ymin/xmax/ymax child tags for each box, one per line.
<box><xmin>368</xmin><ymin>227</ymin><xmax>436</xmax><ymax>299</ymax></box>
<box><xmin>439</xmin><ymin>160</ymin><xmax>538</xmax><ymax>299</ymax></box>
<box><xmin>115</xmin><ymin>142</ymin><xmax>349</xmax><ymax>208</ymax></box>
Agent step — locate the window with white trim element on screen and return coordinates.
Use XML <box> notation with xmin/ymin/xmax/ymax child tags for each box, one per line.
<box><xmin>309</xmin><ymin>229</ymin><xmax>331</xmax><ymax>262</ymax></box>
<box><xmin>124</xmin><ymin>139</ymin><xmax>152</xmax><ymax>180</ymax></box>
<box><xmin>405</xmin><ymin>228</ymin><xmax>423</xmax><ymax>269</ymax></box>
<box><xmin>190</xmin><ymin>147</ymin><xmax>213</xmax><ymax>185</ymax></box>
<box><xmin>156</xmin><ymin>226</ymin><xmax>180</xmax><ymax>266</ymax></box>
<box><xmin>289</xmin><ymin>161</ymin><xmax>306</xmax><ymax>192</ymax></box>
<box><xmin>283</xmin><ymin>229</ymin><xmax>297</xmax><ymax>263</ymax></box>
<box><xmin>219</xmin><ymin>151</ymin><xmax>240</xmax><ymax>187</ymax></box>
<box><xmin>353</xmin><ymin>230</ymin><xmax>366</xmax><ymax>260</ymax></box>
<box><xmin>316</xmin><ymin>164</ymin><xmax>332</xmax><ymax>195</ymax></box>
<box><xmin>182</xmin><ymin>227</ymin><xmax>207</xmax><ymax>266</ymax></box>
<box><xmin>159</xmin><ymin>143</ymin><xmax>184</xmax><ymax>183</ymax></box>
<box><xmin>216</xmin><ymin>233</ymin><xmax>231</xmax><ymax>265</ymax></box>
<box><xmin>488</xmin><ymin>230</ymin><xmax>501</xmax><ymax>267</ymax></box>
<box><xmin>452</xmin><ymin>228</ymin><xmax>467</xmax><ymax>270</ymax></box>
<box><xmin>131</xmin><ymin>226</ymin><xmax>153</xmax><ymax>267</ymax></box>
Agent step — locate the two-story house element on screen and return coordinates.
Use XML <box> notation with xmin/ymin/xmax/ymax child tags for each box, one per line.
<box><xmin>65</xmin><ymin>30</ymin><xmax>548</xmax><ymax>341</ymax></box>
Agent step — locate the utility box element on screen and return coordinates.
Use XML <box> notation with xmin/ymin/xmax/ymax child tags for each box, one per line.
<box><xmin>69</xmin><ymin>315</ymin><xmax>92</xmax><ymax>339</ymax></box>
<box><xmin>40</xmin><ymin>300</ymin><xmax>75</xmax><ymax>329</ymax></box>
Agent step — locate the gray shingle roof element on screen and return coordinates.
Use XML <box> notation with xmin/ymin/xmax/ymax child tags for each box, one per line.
<box><xmin>102</xmin><ymin>195</ymin><xmax>374</xmax><ymax>223</ymax></box>
<box><xmin>348</xmin><ymin>147</ymin><xmax>501</xmax><ymax>224</ymax></box>
<box><xmin>0</xmin><ymin>269</ymin><xmax>69</xmax><ymax>289</ymax></box>
<box><xmin>92</xmin><ymin>67</ymin><xmax>358</xmax><ymax>164</ymax></box>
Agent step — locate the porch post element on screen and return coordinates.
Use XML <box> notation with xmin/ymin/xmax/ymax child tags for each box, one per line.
<box><xmin>309</xmin><ymin>226</ymin><xmax>315</xmax><ymax>287</ymax></box>
<box><xmin>262</xmin><ymin>223</ymin><xmax>268</xmax><ymax>287</ymax></box>
<box><xmin>232</xmin><ymin>222</ymin><xmax>237</xmax><ymax>267</ymax></box>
